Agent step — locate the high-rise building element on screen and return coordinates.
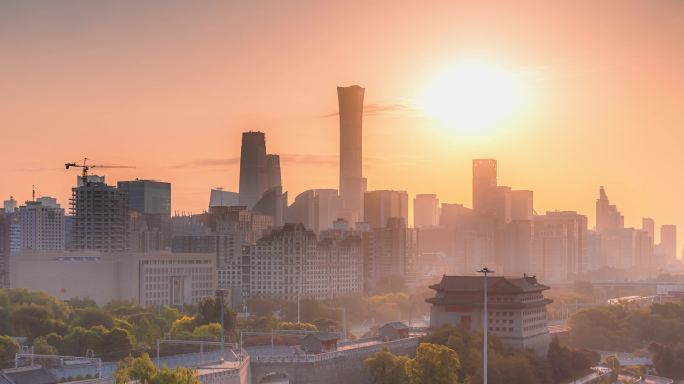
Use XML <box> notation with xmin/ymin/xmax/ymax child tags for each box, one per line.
<box><xmin>595</xmin><ymin>186</ymin><xmax>624</xmax><ymax>232</ymax></box>
<box><xmin>413</xmin><ymin>194</ymin><xmax>440</xmax><ymax>228</ymax></box>
<box><xmin>338</xmin><ymin>85</ymin><xmax>367</xmax><ymax>224</ymax></box>
<box><xmin>472</xmin><ymin>159</ymin><xmax>497</xmax><ymax>215</ymax></box>
<box><xmin>118</xmin><ymin>180</ymin><xmax>172</xmax><ymax>251</ymax></box>
<box><xmin>511</xmin><ymin>190</ymin><xmax>534</xmax><ymax>221</ymax></box>
<box><xmin>252</xmin><ymin>186</ymin><xmax>287</xmax><ymax>227</ymax></box>
<box><xmin>239</xmin><ymin>131</ymin><xmax>268</xmax><ymax>208</ymax></box>
<box><xmin>209</xmin><ymin>188</ymin><xmax>239</xmax><ymax>208</ymax></box>
<box><xmin>0</xmin><ymin>210</ymin><xmax>12</xmax><ymax>288</ymax></box>
<box><xmin>244</xmin><ymin>223</ymin><xmax>362</xmax><ymax>301</ymax></box>
<box><xmin>440</xmin><ymin>203</ymin><xmax>471</xmax><ymax>228</ymax></box>
<box><xmin>286</xmin><ymin>189</ymin><xmax>342</xmax><ymax>233</ymax></box>
<box><xmin>3</xmin><ymin>197</ymin><xmax>17</xmax><ymax>213</ymax></box>
<box><xmin>17</xmin><ymin>198</ymin><xmax>65</xmax><ymax>250</ymax></box>
<box><xmin>532</xmin><ymin>220</ymin><xmax>569</xmax><ymax>282</ymax></box>
<box><xmin>70</xmin><ymin>181</ymin><xmax>129</xmax><ymax>252</ymax></box>
<box><xmin>363</xmin><ymin>218</ymin><xmax>417</xmax><ymax>293</ymax></box>
<box><xmin>534</xmin><ymin>211</ymin><xmax>588</xmax><ymax>280</ymax></box>
<box><xmin>266</xmin><ymin>154</ymin><xmax>282</xmax><ymax>191</ymax></box>
<box><xmin>642</xmin><ymin>218</ymin><xmax>655</xmax><ymax>242</ymax></box>
<box><xmin>634</xmin><ymin>229</ymin><xmax>653</xmax><ymax>270</ymax></box>
<box><xmin>76</xmin><ymin>175</ymin><xmax>105</xmax><ymax>187</ymax></box>
<box><xmin>660</xmin><ymin>225</ymin><xmax>677</xmax><ymax>263</ymax></box>
<box><xmin>117</xmin><ymin>180</ymin><xmax>171</xmax><ymax>215</ymax></box>
<box><xmin>364</xmin><ymin>190</ymin><xmax>409</xmax><ymax>229</ymax></box>
<box><xmin>601</xmin><ymin>228</ymin><xmax>639</xmax><ymax>269</ymax></box>
<box><xmin>238</xmin><ymin>131</ymin><xmax>283</xmax><ymax>209</ymax></box>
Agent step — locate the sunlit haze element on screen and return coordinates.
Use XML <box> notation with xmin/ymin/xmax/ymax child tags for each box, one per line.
<box><xmin>2</xmin><ymin>1</ymin><xmax>684</xmax><ymax>246</ymax></box>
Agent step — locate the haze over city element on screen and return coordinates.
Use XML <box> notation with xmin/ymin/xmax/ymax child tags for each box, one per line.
<box><xmin>3</xmin><ymin>2</ymin><xmax>684</xmax><ymax>384</ymax></box>
<box><xmin>2</xmin><ymin>1</ymin><xmax>684</xmax><ymax>247</ymax></box>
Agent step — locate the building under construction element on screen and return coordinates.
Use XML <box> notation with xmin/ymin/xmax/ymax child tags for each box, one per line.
<box><xmin>70</xmin><ymin>181</ymin><xmax>130</xmax><ymax>252</ymax></box>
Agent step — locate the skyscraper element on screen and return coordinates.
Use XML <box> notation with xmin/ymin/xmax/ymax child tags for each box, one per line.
<box><xmin>338</xmin><ymin>85</ymin><xmax>367</xmax><ymax>223</ymax></box>
<box><xmin>286</xmin><ymin>189</ymin><xmax>341</xmax><ymax>233</ymax></box>
<box><xmin>238</xmin><ymin>131</ymin><xmax>283</xmax><ymax>209</ymax></box>
<box><xmin>595</xmin><ymin>186</ymin><xmax>624</xmax><ymax>232</ymax></box>
<box><xmin>472</xmin><ymin>159</ymin><xmax>497</xmax><ymax>215</ymax></box>
<box><xmin>239</xmin><ymin>131</ymin><xmax>268</xmax><ymax>208</ymax></box>
<box><xmin>266</xmin><ymin>154</ymin><xmax>282</xmax><ymax>191</ymax></box>
<box><xmin>660</xmin><ymin>224</ymin><xmax>677</xmax><ymax>263</ymax></box>
<box><xmin>117</xmin><ymin>179</ymin><xmax>171</xmax><ymax>215</ymax></box>
<box><xmin>414</xmin><ymin>194</ymin><xmax>440</xmax><ymax>228</ymax></box>
<box><xmin>364</xmin><ymin>190</ymin><xmax>409</xmax><ymax>229</ymax></box>
<box><xmin>642</xmin><ymin>217</ymin><xmax>655</xmax><ymax>242</ymax></box>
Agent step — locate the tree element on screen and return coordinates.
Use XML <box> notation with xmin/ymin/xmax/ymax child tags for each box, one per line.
<box><xmin>59</xmin><ymin>326</ymin><xmax>104</xmax><ymax>357</ymax></box>
<box><xmin>548</xmin><ymin>337</ymin><xmax>572</xmax><ymax>382</ymax></box>
<box><xmin>191</xmin><ymin>323</ymin><xmax>222</xmax><ymax>341</ymax></box>
<box><xmin>72</xmin><ymin>307</ymin><xmax>114</xmax><ymax>329</ymax></box>
<box><xmin>67</xmin><ymin>296</ymin><xmax>98</xmax><ymax>309</ymax></box>
<box><xmin>196</xmin><ymin>297</ymin><xmax>237</xmax><ymax>335</ymax></box>
<box><xmin>170</xmin><ymin>316</ymin><xmax>196</xmax><ymax>339</ymax></box>
<box><xmin>279</xmin><ymin>321</ymin><xmax>318</xmax><ymax>331</ymax></box>
<box><xmin>405</xmin><ymin>343</ymin><xmax>460</xmax><ymax>384</ymax></box>
<box><xmin>101</xmin><ymin>327</ymin><xmax>135</xmax><ymax>361</ymax></box>
<box><xmin>365</xmin><ymin>347</ymin><xmax>410</xmax><ymax>384</ymax></box>
<box><xmin>10</xmin><ymin>303</ymin><xmax>66</xmax><ymax>339</ymax></box>
<box><xmin>0</xmin><ymin>335</ymin><xmax>19</xmax><ymax>369</ymax></box>
<box><xmin>605</xmin><ymin>355</ymin><xmax>621</xmax><ymax>376</ymax></box>
<box><xmin>649</xmin><ymin>342</ymin><xmax>684</xmax><ymax>380</ymax></box>
<box><xmin>32</xmin><ymin>336</ymin><xmax>57</xmax><ymax>355</ymax></box>
<box><xmin>115</xmin><ymin>353</ymin><xmax>201</xmax><ymax>384</ymax></box>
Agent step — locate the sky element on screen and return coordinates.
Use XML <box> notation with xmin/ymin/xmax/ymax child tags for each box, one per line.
<box><xmin>1</xmin><ymin>1</ymin><xmax>683</xmax><ymax>248</ymax></box>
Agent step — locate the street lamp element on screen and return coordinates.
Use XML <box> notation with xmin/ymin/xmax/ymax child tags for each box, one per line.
<box><xmin>477</xmin><ymin>267</ymin><xmax>495</xmax><ymax>384</ymax></box>
<box><xmin>215</xmin><ymin>289</ymin><xmax>228</xmax><ymax>362</ymax></box>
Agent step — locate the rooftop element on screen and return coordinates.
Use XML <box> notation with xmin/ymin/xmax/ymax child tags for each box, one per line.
<box><xmin>429</xmin><ymin>275</ymin><xmax>549</xmax><ymax>294</ymax></box>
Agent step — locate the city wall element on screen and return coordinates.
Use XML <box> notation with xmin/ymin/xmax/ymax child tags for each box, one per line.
<box><xmin>250</xmin><ymin>337</ymin><xmax>419</xmax><ymax>384</ymax></box>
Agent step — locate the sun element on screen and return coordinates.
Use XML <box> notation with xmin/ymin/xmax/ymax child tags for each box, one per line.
<box><xmin>419</xmin><ymin>61</ymin><xmax>524</xmax><ymax>135</ymax></box>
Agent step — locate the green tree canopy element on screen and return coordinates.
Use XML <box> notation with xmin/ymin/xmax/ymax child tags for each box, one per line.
<box><xmin>0</xmin><ymin>335</ymin><xmax>19</xmax><ymax>369</ymax></box>
<box><xmin>365</xmin><ymin>347</ymin><xmax>410</xmax><ymax>384</ymax></box>
<box><xmin>405</xmin><ymin>343</ymin><xmax>460</xmax><ymax>384</ymax></box>
<box><xmin>115</xmin><ymin>353</ymin><xmax>201</xmax><ymax>384</ymax></box>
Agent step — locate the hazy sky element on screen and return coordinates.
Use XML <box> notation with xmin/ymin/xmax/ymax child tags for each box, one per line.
<box><xmin>2</xmin><ymin>1</ymin><xmax>683</xmax><ymax>247</ymax></box>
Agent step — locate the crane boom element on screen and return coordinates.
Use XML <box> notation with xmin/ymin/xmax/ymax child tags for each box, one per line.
<box><xmin>65</xmin><ymin>157</ymin><xmax>135</xmax><ymax>185</ymax></box>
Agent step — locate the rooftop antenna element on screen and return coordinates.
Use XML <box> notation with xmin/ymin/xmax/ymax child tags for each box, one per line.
<box><xmin>32</xmin><ymin>185</ymin><xmax>35</xmax><ymax>201</ymax></box>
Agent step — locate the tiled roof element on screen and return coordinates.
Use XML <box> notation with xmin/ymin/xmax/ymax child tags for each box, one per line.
<box><xmin>429</xmin><ymin>275</ymin><xmax>549</xmax><ymax>294</ymax></box>
<box><xmin>380</xmin><ymin>322</ymin><xmax>409</xmax><ymax>330</ymax></box>
<box><xmin>304</xmin><ymin>332</ymin><xmax>339</xmax><ymax>342</ymax></box>
<box><xmin>0</xmin><ymin>367</ymin><xmax>58</xmax><ymax>384</ymax></box>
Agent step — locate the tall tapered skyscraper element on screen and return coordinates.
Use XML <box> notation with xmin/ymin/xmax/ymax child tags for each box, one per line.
<box><xmin>338</xmin><ymin>85</ymin><xmax>367</xmax><ymax>223</ymax></box>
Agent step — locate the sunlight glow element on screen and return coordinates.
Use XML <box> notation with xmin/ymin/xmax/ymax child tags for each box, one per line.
<box><xmin>419</xmin><ymin>61</ymin><xmax>524</xmax><ymax>135</ymax></box>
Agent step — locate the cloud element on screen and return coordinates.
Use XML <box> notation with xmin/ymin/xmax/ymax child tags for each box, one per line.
<box><xmin>323</xmin><ymin>103</ymin><xmax>417</xmax><ymax>117</ymax></box>
<box><xmin>280</xmin><ymin>154</ymin><xmax>338</xmax><ymax>166</ymax></box>
<box><xmin>171</xmin><ymin>157</ymin><xmax>240</xmax><ymax>169</ymax></box>
<box><xmin>172</xmin><ymin>153</ymin><xmax>340</xmax><ymax>168</ymax></box>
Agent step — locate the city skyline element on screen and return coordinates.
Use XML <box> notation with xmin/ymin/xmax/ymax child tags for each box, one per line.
<box><xmin>2</xmin><ymin>1</ymin><xmax>684</xmax><ymax>248</ymax></box>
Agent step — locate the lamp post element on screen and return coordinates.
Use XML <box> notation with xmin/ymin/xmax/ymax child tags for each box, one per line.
<box><xmin>215</xmin><ymin>289</ymin><xmax>228</xmax><ymax>361</ymax></box>
<box><xmin>477</xmin><ymin>267</ymin><xmax>495</xmax><ymax>384</ymax></box>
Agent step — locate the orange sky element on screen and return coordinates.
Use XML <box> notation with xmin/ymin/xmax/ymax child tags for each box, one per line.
<box><xmin>1</xmin><ymin>1</ymin><xmax>683</xmax><ymax>249</ymax></box>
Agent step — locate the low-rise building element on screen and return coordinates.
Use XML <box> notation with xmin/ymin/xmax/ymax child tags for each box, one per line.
<box><xmin>426</xmin><ymin>274</ymin><xmax>552</xmax><ymax>354</ymax></box>
<box><xmin>10</xmin><ymin>250</ymin><xmax>216</xmax><ymax>306</ymax></box>
<box><xmin>378</xmin><ymin>322</ymin><xmax>409</xmax><ymax>341</ymax></box>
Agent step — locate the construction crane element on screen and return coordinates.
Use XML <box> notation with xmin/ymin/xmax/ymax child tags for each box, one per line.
<box><xmin>65</xmin><ymin>158</ymin><xmax>135</xmax><ymax>185</ymax></box>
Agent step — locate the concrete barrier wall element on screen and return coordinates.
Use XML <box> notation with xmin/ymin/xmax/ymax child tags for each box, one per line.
<box><xmin>251</xmin><ymin>337</ymin><xmax>419</xmax><ymax>384</ymax></box>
